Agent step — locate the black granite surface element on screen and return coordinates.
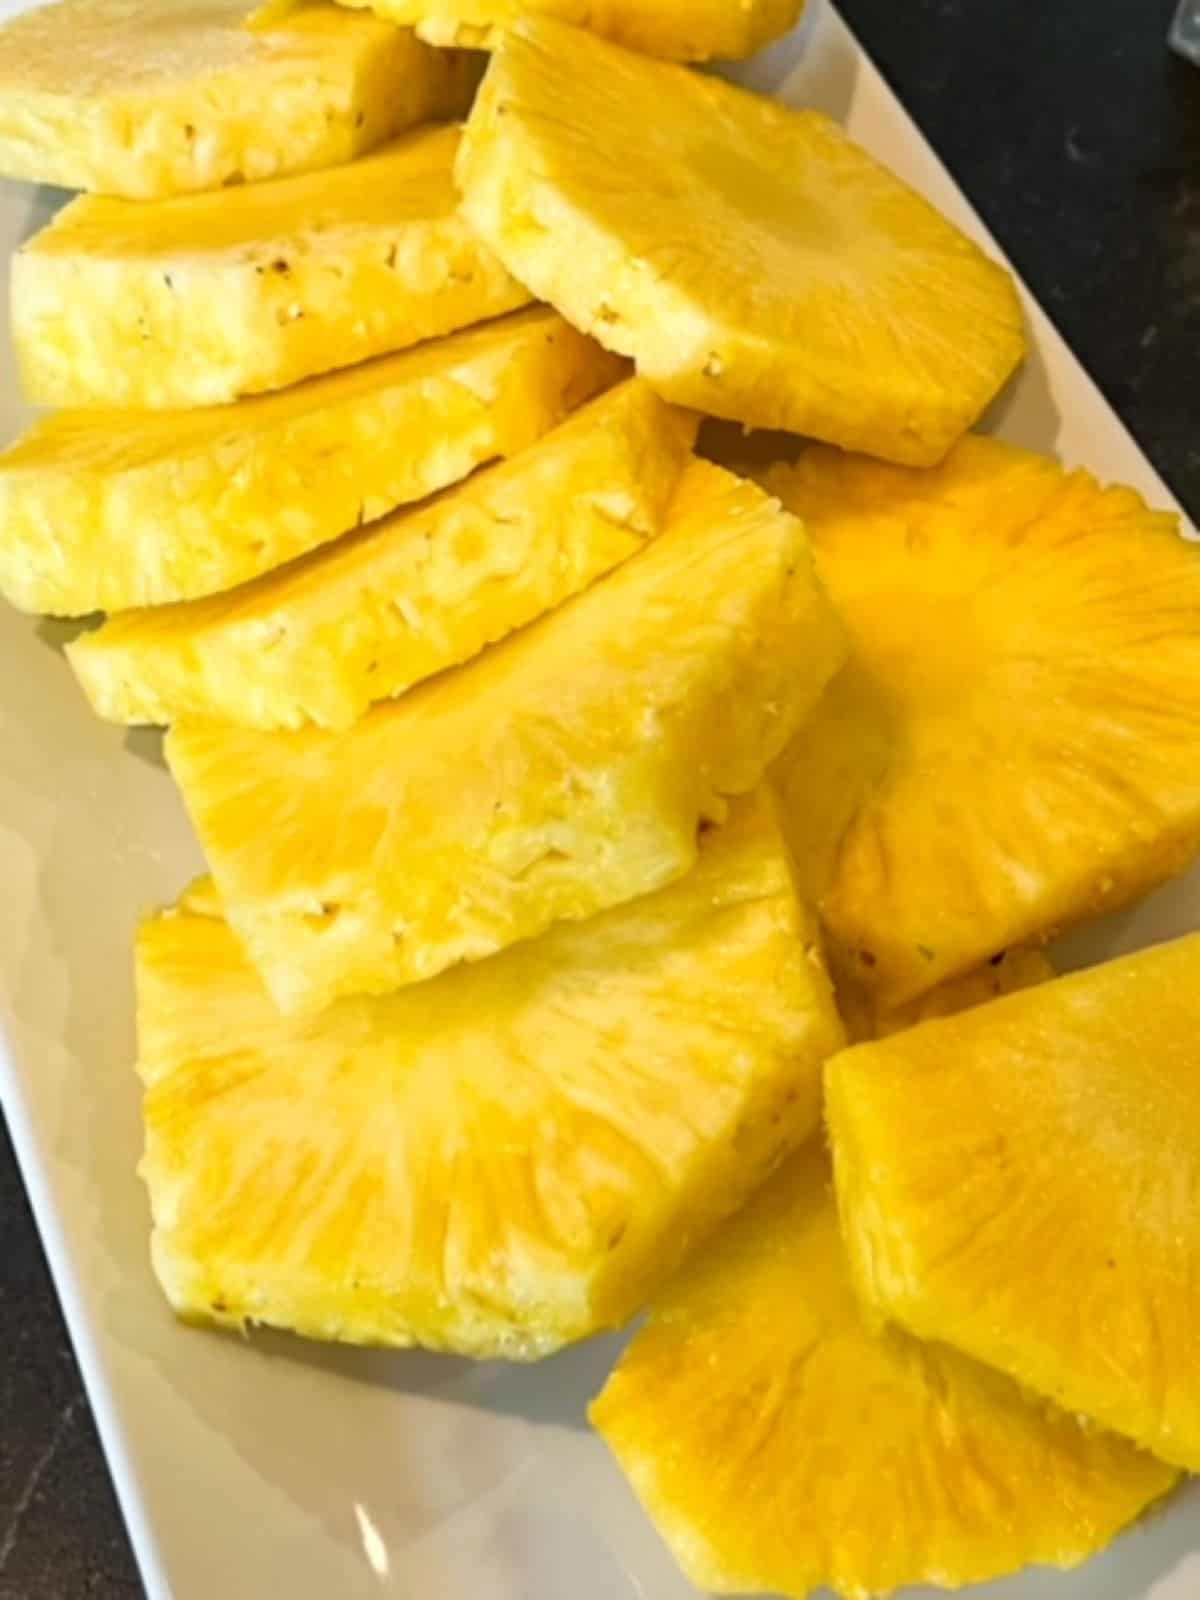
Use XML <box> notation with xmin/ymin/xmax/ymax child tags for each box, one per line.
<box><xmin>0</xmin><ymin>2</ymin><xmax>1197</xmax><ymax>1596</ymax></box>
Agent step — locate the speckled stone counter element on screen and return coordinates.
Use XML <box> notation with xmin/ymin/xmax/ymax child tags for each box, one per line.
<box><xmin>0</xmin><ymin>2</ymin><xmax>1196</xmax><ymax>1594</ymax></box>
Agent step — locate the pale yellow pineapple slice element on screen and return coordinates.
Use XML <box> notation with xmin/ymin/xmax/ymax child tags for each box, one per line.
<box><xmin>836</xmin><ymin>947</ymin><xmax>1055</xmax><ymax>1044</ymax></box>
<box><xmin>0</xmin><ymin>308</ymin><xmax>618</xmax><ymax>617</ymax></box>
<box><xmin>14</xmin><ymin>124</ymin><xmax>529</xmax><ymax>410</ymax></box>
<box><xmin>593</xmin><ymin>1144</ymin><xmax>1176</xmax><ymax>1599</ymax></box>
<box><xmin>827</xmin><ymin>933</ymin><xmax>1200</xmax><ymax>1472</ymax></box>
<box><xmin>333</xmin><ymin>0</ymin><xmax>804</xmax><ymax>61</ymax></box>
<box><xmin>138</xmin><ymin>791</ymin><xmax>845</xmax><ymax>1357</ymax></box>
<box><xmin>166</xmin><ymin>460</ymin><xmax>846</xmax><ymax>1014</ymax></box>
<box><xmin>769</xmin><ymin>436</ymin><xmax>1200</xmax><ymax>1009</ymax></box>
<box><xmin>457</xmin><ymin>20</ymin><xmax>1024</xmax><ymax>465</ymax></box>
<box><xmin>0</xmin><ymin>0</ymin><xmax>479</xmax><ymax>199</ymax></box>
<box><xmin>69</xmin><ymin>382</ymin><xmax>696</xmax><ymax>729</ymax></box>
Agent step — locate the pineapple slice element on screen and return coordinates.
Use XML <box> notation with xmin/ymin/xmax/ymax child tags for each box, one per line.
<box><xmin>166</xmin><ymin>460</ymin><xmax>846</xmax><ymax>1014</ymax></box>
<box><xmin>0</xmin><ymin>308</ymin><xmax>618</xmax><ymax>617</ymax></box>
<box><xmin>592</xmin><ymin>1144</ymin><xmax>1178</xmax><ymax>1599</ymax></box>
<box><xmin>0</xmin><ymin>0</ymin><xmax>479</xmax><ymax>199</ymax></box>
<box><xmin>138</xmin><ymin>791</ymin><xmax>845</xmax><ymax>1358</ymax></box>
<box><xmin>770</xmin><ymin>437</ymin><xmax>1200</xmax><ymax>1009</ymax></box>
<box><xmin>827</xmin><ymin>934</ymin><xmax>1200</xmax><ymax>1472</ymax></box>
<box><xmin>333</xmin><ymin>0</ymin><xmax>805</xmax><ymax>61</ymax></box>
<box><xmin>836</xmin><ymin>948</ymin><xmax>1055</xmax><ymax>1044</ymax></box>
<box><xmin>69</xmin><ymin>382</ymin><xmax>696</xmax><ymax>730</ymax></box>
<box><xmin>14</xmin><ymin>124</ymin><xmax>529</xmax><ymax>410</ymax></box>
<box><xmin>457</xmin><ymin>20</ymin><xmax>1024</xmax><ymax>465</ymax></box>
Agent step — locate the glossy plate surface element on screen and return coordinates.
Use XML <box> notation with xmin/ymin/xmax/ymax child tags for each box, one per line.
<box><xmin>0</xmin><ymin>3</ymin><xmax>1197</xmax><ymax>1596</ymax></box>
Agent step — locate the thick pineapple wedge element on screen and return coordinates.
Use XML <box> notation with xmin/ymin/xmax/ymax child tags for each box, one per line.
<box><xmin>593</xmin><ymin>1145</ymin><xmax>1176</xmax><ymax>1599</ymax></box>
<box><xmin>827</xmin><ymin>934</ymin><xmax>1200</xmax><ymax>1472</ymax></box>
<box><xmin>836</xmin><ymin>948</ymin><xmax>1055</xmax><ymax>1044</ymax></box>
<box><xmin>69</xmin><ymin>382</ymin><xmax>696</xmax><ymax>729</ymax></box>
<box><xmin>138</xmin><ymin>792</ymin><xmax>844</xmax><ymax>1358</ymax></box>
<box><xmin>0</xmin><ymin>309</ymin><xmax>618</xmax><ymax>617</ymax></box>
<box><xmin>770</xmin><ymin>437</ymin><xmax>1200</xmax><ymax>1009</ymax></box>
<box><xmin>334</xmin><ymin>0</ymin><xmax>804</xmax><ymax>61</ymax></box>
<box><xmin>166</xmin><ymin>460</ymin><xmax>846</xmax><ymax>1014</ymax></box>
<box><xmin>0</xmin><ymin>0</ymin><xmax>479</xmax><ymax>199</ymax></box>
<box><xmin>14</xmin><ymin>124</ymin><xmax>529</xmax><ymax>410</ymax></box>
<box><xmin>457</xmin><ymin>20</ymin><xmax>1024</xmax><ymax>465</ymax></box>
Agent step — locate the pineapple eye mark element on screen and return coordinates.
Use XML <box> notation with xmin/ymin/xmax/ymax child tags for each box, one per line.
<box><xmin>916</xmin><ymin>944</ymin><xmax>936</xmax><ymax>963</ymax></box>
<box><xmin>857</xmin><ymin>949</ymin><xmax>877</xmax><ymax>969</ymax></box>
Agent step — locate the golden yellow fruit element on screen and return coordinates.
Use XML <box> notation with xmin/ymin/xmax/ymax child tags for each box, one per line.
<box><xmin>14</xmin><ymin>124</ymin><xmax>527</xmax><ymax>410</ymax></box>
<box><xmin>0</xmin><ymin>0</ymin><xmax>479</xmax><ymax>199</ymax></box>
<box><xmin>593</xmin><ymin>1144</ymin><xmax>1176</xmax><ymax>1599</ymax></box>
<box><xmin>69</xmin><ymin>382</ymin><xmax>695</xmax><ymax>729</ymax></box>
<box><xmin>138</xmin><ymin>791</ymin><xmax>843</xmax><ymax>1358</ymax></box>
<box><xmin>334</xmin><ymin>0</ymin><xmax>804</xmax><ymax>60</ymax></box>
<box><xmin>827</xmin><ymin>934</ymin><xmax>1200</xmax><ymax>1472</ymax></box>
<box><xmin>0</xmin><ymin>308</ymin><xmax>618</xmax><ymax>617</ymax></box>
<box><xmin>770</xmin><ymin>436</ymin><xmax>1200</xmax><ymax>1009</ymax></box>
<box><xmin>836</xmin><ymin>948</ymin><xmax>1055</xmax><ymax>1044</ymax></box>
<box><xmin>166</xmin><ymin>460</ymin><xmax>846</xmax><ymax>1014</ymax></box>
<box><xmin>457</xmin><ymin>19</ymin><xmax>1024</xmax><ymax>465</ymax></box>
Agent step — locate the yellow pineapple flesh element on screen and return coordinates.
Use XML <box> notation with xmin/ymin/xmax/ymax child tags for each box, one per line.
<box><xmin>835</xmin><ymin>947</ymin><xmax>1055</xmax><ymax>1044</ymax></box>
<box><xmin>138</xmin><ymin>791</ymin><xmax>844</xmax><ymax>1358</ymax></box>
<box><xmin>14</xmin><ymin>124</ymin><xmax>529</xmax><ymax>410</ymax></box>
<box><xmin>0</xmin><ymin>0</ymin><xmax>479</xmax><ymax>199</ymax></box>
<box><xmin>592</xmin><ymin>1142</ymin><xmax>1177</xmax><ymax>1599</ymax></box>
<box><xmin>165</xmin><ymin>459</ymin><xmax>846</xmax><ymax>1014</ymax></box>
<box><xmin>69</xmin><ymin>381</ymin><xmax>696</xmax><ymax>729</ymax></box>
<box><xmin>457</xmin><ymin>19</ymin><xmax>1024</xmax><ymax>465</ymax></box>
<box><xmin>827</xmin><ymin>933</ymin><xmax>1200</xmax><ymax>1472</ymax></box>
<box><xmin>334</xmin><ymin>0</ymin><xmax>805</xmax><ymax>61</ymax></box>
<box><xmin>770</xmin><ymin>436</ymin><xmax>1200</xmax><ymax>1009</ymax></box>
<box><xmin>0</xmin><ymin>308</ymin><xmax>619</xmax><ymax>617</ymax></box>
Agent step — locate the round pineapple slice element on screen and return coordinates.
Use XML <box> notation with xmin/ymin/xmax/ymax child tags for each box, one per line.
<box><xmin>0</xmin><ymin>0</ymin><xmax>480</xmax><ymax>200</ymax></box>
<box><xmin>457</xmin><ymin>19</ymin><xmax>1025</xmax><ymax>466</ymax></box>
<box><xmin>67</xmin><ymin>382</ymin><xmax>696</xmax><ymax>729</ymax></box>
<box><xmin>770</xmin><ymin>435</ymin><xmax>1200</xmax><ymax>1008</ymax></box>
<box><xmin>826</xmin><ymin>934</ymin><xmax>1200</xmax><ymax>1473</ymax></box>
<box><xmin>138</xmin><ymin>792</ymin><xmax>845</xmax><ymax>1358</ymax></box>
<box><xmin>592</xmin><ymin>1145</ymin><xmax>1177</xmax><ymax>1599</ymax></box>
<box><xmin>165</xmin><ymin>460</ymin><xmax>846</xmax><ymax>1015</ymax></box>
<box><xmin>0</xmin><ymin>308</ymin><xmax>619</xmax><ymax>617</ymax></box>
<box><xmin>333</xmin><ymin>0</ymin><xmax>804</xmax><ymax>61</ymax></box>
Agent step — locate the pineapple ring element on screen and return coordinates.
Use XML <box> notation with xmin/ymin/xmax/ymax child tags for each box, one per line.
<box><xmin>138</xmin><ymin>792</ymin><xmax>844</xmax><ymax>1359</ymax></box>
<box><xmin>457</xmin><ymin>18</ymin><xmax>1025</xmax><ymax>465</ymax></box>
<box><xmin>828</xmin><ymin>934</ymin><xmax>1200</xmax><ymax>1473</ymax></box>
<box><xmin>0</xmin><ymin>0</ymin><xmax>480</xmax><ymax>200</ymax></box>
<box><xmin>771</xmin><ymin>434</ymin><xmax>1200</xmax><ymax>1008</ymax></box>
<box><xmin>593</xmin><ymin>1143</ymin><xmax>1177</xmax><ymax>1599</ymax></box>
<box><xmin>333</xmin><ymin>0</ymin><xmax>805</xmax><ymax>62</ymax></box>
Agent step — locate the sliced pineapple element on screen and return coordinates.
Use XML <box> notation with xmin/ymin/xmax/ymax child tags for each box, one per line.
<box><xmin>0</xmin><ymin>309</ymin><xmax>618</xmax><ymax>618</ymax></box>
<box><xmin>138</xmin><ymin>791</ymin><xmax>844</xmax><ymax>1358</ymax></box>
<box><xmin>334</xmin><ymin>0</ymin><xmax>804</xmax><ymax>61</ymax></box>
<box><xmin>457</xmin><ymin>19</ymin><xmax>1024</xmax><ymax>465</ymax></box>
<box><xmin>593</xmin><ymin>1144</ymin><xmax>1176</xmax><ymax>1599</ymax></box>
<box><xmin>0</xmin><ymin>0</ymin><xmax>479</xmax><ymax>200</ymax></box>
<box><xmin>827</xmin><ymin>934</ymin><xmax>1200</xmax><ymax>1472</ymax></box>
<box><xmin>836</xmin><ymin>947</ymin><xmax>1055</xmax><ymax>1044</ymax></box>
<box><xmin>165</xmin><ymin>460</ymin><xmax>846</xmax><ymax>1014</ymax></box>
<box><xmin>69</xmin><ymin>382</ymin><xmax>696</xmax><ymax>729</ymax></box>
<box><xmin>14</xmin><ymin>124</ymin><xmax>529</xmax><ymax>410</ymax></box>
<box><xmin>769</xmin><ymin>436</ymin><xmax>1200</xmax><ymax>1009</ymax></box>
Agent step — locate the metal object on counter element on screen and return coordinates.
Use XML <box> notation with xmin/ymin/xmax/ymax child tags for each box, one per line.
<box><xmin>1172</xmin><ymin>0</ymin><xmax>1200</xmax><ymax>63</ymax></box>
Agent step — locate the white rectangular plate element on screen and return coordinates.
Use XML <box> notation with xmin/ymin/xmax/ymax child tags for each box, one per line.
<box><xmin>1</xmin><ymin>3</ymin><xmax>1197</xmax><ymax>1597</ymax></box>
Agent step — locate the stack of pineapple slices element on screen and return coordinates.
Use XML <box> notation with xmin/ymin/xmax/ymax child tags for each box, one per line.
<box><xmin>1</xmin><ymin>0</ymin><xmax>1200</xmax><ymax>1595</ymax></box>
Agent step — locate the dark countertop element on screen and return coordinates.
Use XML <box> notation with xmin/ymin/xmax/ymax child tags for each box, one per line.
<box><xmin>0</xmin><ymin>2</ymin><xmax>1196</xmax><ymax>1595</ymax></box>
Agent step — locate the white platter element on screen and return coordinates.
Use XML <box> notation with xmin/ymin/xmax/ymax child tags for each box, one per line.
<box><xmin>1</xmin><ymin>3</ymin><xmax>1198</xmax><ymax>1597</ymax></box>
